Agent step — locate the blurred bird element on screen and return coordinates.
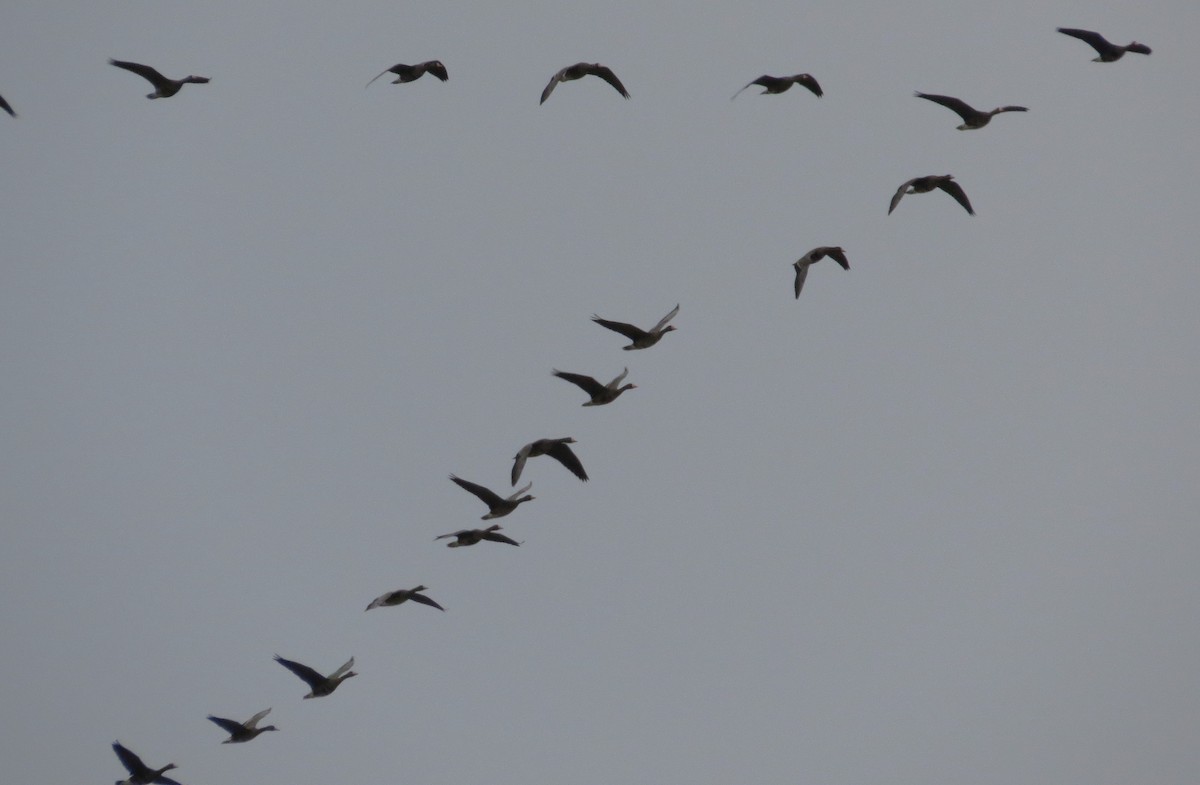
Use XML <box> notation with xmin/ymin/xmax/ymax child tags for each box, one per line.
<box><xmin>273</xmin><ymin>655</ymin><xmax>356</xmax><ymax>699</ymax></box>
<box><xmin>450</xmin><ymin>475</ymin><xmax>535</xmax><ymax>519</ymax></box>
<box><xmin>552</xmin><ymin>367</ymin><xmax>637</xmax><ymax>406</ymax></box>
<box><xmin>888</xmin><ymin>175</ymin><xmax>974</xmax><ymax>216</ymax></box>
<box><xmin>793</xmin><ymin>247</ymin><xmax>850</xmax><ymax>298</ymax></box>
<box><xmin>366</xmin><ymin>585</ymin><xmax>445</xmax><ymax>611</ymax></box>
<box><xmin>108</xmin><ymin>59</ymin><xmax>209</xmax><ymax>99</ymax></box>
<box><xmin>512</xmin><ymin>437</ymin><xmax>588</xmax><ymax>485</ymax></box>
<box><xmin>592</xmin><ymin>304</ymin><xmax>679</xmax><ymax>350</ymax></box>
<box><xmin>732</xmin><ymin>74</ymin><xmax>822</xmax><ymax>100</ymax></box>
<box><xmin>206</xmin><ymin>709</ymin><xmax>277</xmax><ymax>744</ymax></box>
<box><xmin>540</xmin><ymin>62</ymin><xmax>630</xmax><ymax>104</ymax></box>
<box><xmin>112</xmin><ymin>742</ymin><xmax>182</xmax><ymax>785</ymax></box>
<box><xmin>1057</xmin><ymin>28</ymin><xmax>1151</xmax><ymax>61</ymax></box>
<box><xmin>436</xmin><ymin>524</ymin><xmax>521</xmax><ymax>548</ymax></box>
<box><xmin>914</xmin><ymin>92</ymin><xmax>1027</xmax><ymax>130</ymax></box>
<box><xmin>0</xmin><ymin>93</ymin><xmax>15</xmax><ymax>118</ymax></box>
<box><xmin>365</xmin><ymin>60</ymin><xmax>448</xmax><ymax>87</ymax></box>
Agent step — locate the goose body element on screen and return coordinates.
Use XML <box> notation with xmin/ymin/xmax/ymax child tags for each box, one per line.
<box><xmin>732</xmin><ymin>74</ymin><xmax>822</xmax><ymax>100</ymax></box>
<box><xmin>435</xmin><ymin>524</ymin><xmax>521</xmax><ymax>548</ymax></box>
<box><xmin>1057</xmin><ymin>28</ymin><xmax>1151</xmax><ymax>61</ymax></box>
<box><xmin>793</xmin><ymin>247</ymin><xmax>850</xmax><ymax>298</ymax></box>
<box><xmin>274</xmin><ymin>655</ymin><xmax>356</xmax><ymax>698</ymax></box>
<box><xmin>450</xmin><ymin>474</ymin><xmax>534</xmax><ymax>519</ymax></box>
<box><xmin>592</xmin><ymin>304</ymin><xmax>679</xmax><ymax>350</ymax></box>
<box><xmin>366</xmin><ymin>585</ymin><xmax>445</xmax><ymax>611</ymax></box>
<box><xmin>541</xmin><ymin>62</ymin><xmax>629</xmax><ymax>104</ymax></box>
<box><xmin>112</xmin><ymin>742</ymin><xmax>182</xmax><ymax>785</ymax></box>
<box><xmin>552</xmin><ymin>367</ymin><xmax>636</xmax><ymax>406</ymax></box>
<box><xmin>109</xmin><ymin>59</ymin><xmax>209</xmax><ymax>99</ymax></box>
<box><xmin>366</xmin><ymin>60</ymin><xmax>448</xmax><ymax>87</ymax></box>
<box><xmin>914</xmin><ymin>92</ymin><xmax>1027</xmax><ymax>130</ymax></box>
<box><xmin>889</xmin><ymin>174</ymin><xmax>974</xmax><ymax>216</ymax></box>
<box><xmin>207</xmin><ymin>708</ymin><xmax>277</xmax><ymax>744</ymax></box>
<box><xmin>512</xmin><ymin>437</ymin><xmax>588</xmax><ymax>485</ymax></box>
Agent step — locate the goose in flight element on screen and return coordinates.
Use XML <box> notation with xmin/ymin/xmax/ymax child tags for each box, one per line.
<box><xmin>1057</xmin><ymin>28</ymin><xmax>1151</xmax><ymax>61</ymax></box>
<box><xmin>436</xmin><ymin>524</ymin><xmax>521</xmax><ymax>548</ymax></box>
<box><xmin>365</xmin><ymin>60</ymin><xmax>448</xmax><ymax>87</ymax></box>
<box><xmin>732</xmin><ymin>74</ymin><xmax>822</xmax><ymax>100</ymax></box>
<box><xmin>112</xmin><ymin>742</ymin><xmax>182</xmax><ymax>785</ymax></box>
<box><xmin>206</xmin><ymin>709</ymin><xmax>277</xmax><ymax>744</ymax></box>
<box><xmin>109</xmin><ymin>59</ymin><xmax>209</xmax><ymax>99</ymax></box>
<box><xmin>512</xmin><ymin>437</ymin><xmax>588</xmax><ymax>485</ymax></box>
<box><xmin>450</xmin><ymin>475</ymin><xmax>535</xmax><ymax>519</ymax></box>
<box><xmin>0</xmin><ymin>93</ymin><xmax>14</xmax><ymax>118</ymax></box>
<box><xmin>793</xmin><ymin>247</ymin><xmax>850</xmax><ymax>298</ymax></box>
<box><xmin>914</xmin><ymin>92</ymin><xmax>1027</xmax><ymax>130</ymax></box>
<box><xmin>889</xmin><ymin>174</ymin><xmax>974</xmax><ymax>216</ymax></box>
<box><xmin>540</xmin><ymin>62</ymin><xmax>629</xmax><ymax>104</ymax></box>
<box><xmin>273</xmin><ymin>655</ymin><xmax>356</xmax><ymax>699</ymax></box>
<box><xmin>552</xmin><ymin>367</ymin><xmax>636</xmax><ymax>406</ymax></box>
<box><xmin>366</xmin><ymin>585</ymin><xmax>445</xmax><ymax>611</ymax></box>
<box><xmin>592</xmin><ymin>304</ymin><xmax>679</xmax><ymax>349</ymax></box>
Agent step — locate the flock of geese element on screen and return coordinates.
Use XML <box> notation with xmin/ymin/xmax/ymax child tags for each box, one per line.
<box><xmin>25</xmin><ymin>22</ymin><xmax>1142</xmax><ymax>785</ymax></box>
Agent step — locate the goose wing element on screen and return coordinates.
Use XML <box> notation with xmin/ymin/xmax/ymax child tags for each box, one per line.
<box><xmin>450</xmin><ymin>475</ymin><xmax>504</xmax><ymax>506</ymax></box>
<box><xmin>207</xmin><ymin>715</ymin><xmax>245</xmax><ymax>735</ymax></box>
<box><xmin>586</xmin><ymin>64</ymin><xmax>630</xmax><ymax>98</ymax></box>
<box><xmin>154</xmin><ymin>775</ymin><xmax>183</xmax><ymax>785</ymax></box>
<box><xmin>794</xmin><ymin>74</ymin><xmax>822</xmax><ymax>97</ymax></box>
<box><xmin>245</xmin><ymin>708</ymin><xmax>272</xmax><ymax>727</ymax></box>
<box><xmin>329</xmin><ymin>656</ymin><xmax>355</xmax><ymax>680</ymax></box>
<box><xmin>109</xmin><ymin>59</ymin><xmax>170</xmax><ymax>90</ymax></box>
<box><xmin>545</xmin><ymin>440</ymin><xmax>588</xmax><ymax>481</ymax></box>
<box><xmin>888</xmin><ymin>179</ymin><xmax>917</xmax><ymax>215</ymax></box>
<box><xmin>113</xmin><ymin>742</ymin><xmax>149</xmax><ymax>776</ymax></box>
<box><xmin>0</xmin><ymin>93</ymin><xmax>14</xmax><ymax>118</ymax></box>
<box><xmin>511</xmin><ymin>443</ymin><xmax>532</xmax><ymax>486</ymax></box>
<box><xmin>1057</xmin><ymin>27</ymin><xmax>1113</xmax><ymax>55</ymax></box>
<box><xmin>505</xmin><ymin>482</ymin><xmax>533</xmax><ymax>502</ymax></box>
<box><xmin>592</xmin><ymin>316</ymin><xmax>648</xmax><ymax>342</ymax></box>
<box><xmin>793</xmin><ymin>262</ymin><xmax>810</xmax><ymax>298</ymax></box>
<box><xmin>540</xmin><ymin>67</ymin><xmax>569</xmax><ymax>104</ymax></box>
<box><xmin>409</xmin><ymin>592</ymin><xmax>446</xmax><ymax>611</ymax></box>
<box><xmin>914</xmin><ymin>92</ymin><xmax>975</xmax><ymax>122</ymax></box>
<box><xmin>936</xmin><ymin>178</ymin><xmax>975</xmax><ymax>215</ymax></box>
<box><xmin>423</xmin><ymin>61</ymin><xmax>449</xmax><ymax>81</ymax></box>
<box><xmin>607</xmin><ymin>367</ymin><xmax>630</xmax><ymax>387</ymax></box>
<box><xmin>552</xmin><ymin>370</ymin><xmax>605</xmax><ymax>397</ymax></box>
<box><xmin>818</xmin><ymin>247</ymin><xmax>850</xmax><ymax>270</ymax></box>
<box><xmin>273</xmin><ymin>655</ymin><xmax>326</xmax><ymax>690</ymax></box>
<box><xmin>365</xmin><ymin>66</ymin><xmax>397</xmax><ymax>88</ymax></box>
<box><xmin>481</xmin><ymin>528</ymin><xmax>521</xmax><ymax>546</ymax></box>
<box><xmin>650</xmin><ymin>303</ymin><xmax>681</xmax><ymax>333</ymax></box>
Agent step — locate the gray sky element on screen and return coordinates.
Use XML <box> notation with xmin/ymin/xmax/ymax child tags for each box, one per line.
<box><xmin>3</xmin><ymin>2</ymin><xmax>1199</xmax><ymax>784</ymax></box>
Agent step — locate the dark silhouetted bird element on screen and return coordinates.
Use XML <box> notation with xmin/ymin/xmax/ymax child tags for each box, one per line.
<box><xmin>512</xmin><ymin>438</ymin><xmax>588</xmax><ymax>485</ymax></box>
<box><xmin>0</xmin><ymin>93</ymin><xmax>15</xmax><ymax>118</ymax></box>
<box><xmin>1057</xmin><ymin>28</ymin><xmax>1151</xmax><ymax>61</ymax></box>
<box><xmin>592</xmin><ymin>304</ymin><xmax>679</xmax><ymax>350</ymax></box>
<box><xmin>206</xmin><ymin>709</ymin><xmax>277</xmax><ymax>744</ymax></box>
<box><xmin>889</xmin><ymin>175</ymin><xmax>974</xmax><ymax>216</ymax></box>
<box><xmin>112</xmin><ymin>742</ymin><xmax>182</xmax><ymax>785</ymax></box>
<box><xmin>365</xmin><ymin>61</ymin><xmax>448</xmax><ymax>87</ymax></box>
<box><xmin>436</xmin><ymin>524</ymin><xmax>521</xmax><ymax>548</ymax></box>
<box><xmin>552</xmin><ymin>367</ymin><xmax>636</xmax><ymax>406</ymax></box>
<box><xmin>732</xmin><ymin>74</ymin><xmax>822</xmax><ymax>100</ymax></box>
<box><xmin>108</xmin><ymin>59</ymin><xmax>209</xmax><ymax>99</ymax></box>
<box><xmin>273</xmin><ymin>655</ymin><xmax>356</xmax><ymax>699</ymax></box>
<box><xmin>914</xmin><ymin>92</ymin><xmax>1027</xmax><ymax>130</ymax></box>
<box><xmin>366</xmin><ymin>585</ymin><xmax>445</xmax><ymax>611</ymax></box>
<box><xmin>540</xmin><ymin>62</ymin><xmax>629</xmax><ymax>104</ymax></box>
<box><xmin>793</xmin><ymin>247</ymin><xmax>850</xmax><ymax>298</ymax></box>
<box><xmin>450</xmin><ymin>475</ymin><xmax>535</xmax><ymax>519</ymax></box>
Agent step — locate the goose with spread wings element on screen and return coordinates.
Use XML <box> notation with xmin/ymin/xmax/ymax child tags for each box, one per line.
<box><xmin>112</xmin><ymin>742</ymin><xmax>182</xmax><ymax>785</ymax></box>
<box><xmin>450</xmin><ymin>475</ymin><xmax>535</xmax><ymax>519</ymax></box>
<box><xmin>552</xmin><ymin>367</ymin><xmax>636</xmax><ymax>406</ymax></box>
<box><xmin>732</xmin><ymin>74</ymin><xmax>822</xmax><ymax>100</ymax></box>
<box><xmin>540</xmin><ymin>62</ymin><xmax>629</xmax><ymax>104</ymax></box>
<box><xmin>366</xmin><ymin>585</ymin><xmax>445</xmax><ymax>611</ymax></box>
<box><xmin>914</xmin><ymin>92</ymin><xmax>1027</xmax><ymax>130</ymax></box>
<box><xmin>436</xmin><ymin>524</ymin><xmax>521</xmax><ymax>548</ymax></box>
<box><xmin>1057</xmin><ymin>28</ymin><xmax>1151</xmax><ymax>61</ymax></box>
<box><xmin>365</xmin><ymin>60</ymin><xmax>448</xmax><ymax>87</ymax></box>
<box><xmin>206</xmin><ymin>709</ymin><xmax>277</xmax><ymax>744</ymax></box>
<box><xmin>512</xmin><ymin>438</ymin><xmax>588</xmax><ymax>485</ymax></box>
<box><xmin>592</xmin><ymin>304</ymin><xmax>679</xmax><ymax>350</ymax></box>
<box><xmin>108</xmin><ymin>59</ymin><xmax>209</xmax><ymax>99</ymax></box>
<box><xmin>793</xmin><ymin>247</ymin><xmax>850</xmax><ymax>298</ymax></box>
<box><xmin>273</xmin><ymin>655</ymin><xmax>356</xmax><ymax>699</ymax></box>
<box><xmin>889</xmin><ymin>174</ymin><xmax>974</xmax><ymax>216</ymax></box>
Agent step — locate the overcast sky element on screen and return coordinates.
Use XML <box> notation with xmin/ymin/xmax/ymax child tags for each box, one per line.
<box><xmin>3</xmin><ymin>2</ymin><xmax>1199</xmax><ymax>784</ymax></box>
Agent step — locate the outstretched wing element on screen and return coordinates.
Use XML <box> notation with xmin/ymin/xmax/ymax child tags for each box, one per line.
<box><xmin>819</xmin><ymin>247</ymin><xmax>850</xmax><ymax>270</ymax></box>
<box><xmin>365</xmin><ymin>66</ymin><xmax>396</xmax><ymax>88</ymax></box>
<box><xmin>423</xmin><ymin>61</ymin><xmax>449</xmax><ymax>81</ymax></box>
<box><xmin>482</xmin><ymin>529</ymin><xmax>521</xmax><ymax>546</ymax></box>
<box><xmin>608</xmin><ymin>367</ymin><xmax>630</xmax><ymax>387</ymax></box>
<box><xmin>511</xmin><ymin>444</ymin><xmax>531</xmax><ymax>486</ymax></box>
<box><xmin>109</xmin><ymin>59</ymin><xmax>169</xmax><ymax>90</ymax></box>
<box><xmin>936</xmin><ymin>178</ymin><xmax>975</xmax><ymax>215</ymax></box>
<box><xmin>592</xmin><ymin>315</ymin><xmax>647</xmax><ymax>342</ymax></box>
<box><xmin>546</xmin><ymin>441</ymin><xmax>588</xmax><ymax>481</ymax></box>
<box><xmin>245</xmin><ymin>708</ymin><xmax>272</xmax><ymax>727</ymax></box>
<box><xmin>410</xmin><ymin>592</ymin><xmax>446</xmax><ymax>611</ymax></box>
<box><xmin>552</xmin><ymin>369</ymin><xmax>605</xmax><ymax>397</ymax></box>
<box><xmin>540</xmin><ymin>68</ymin><xmax>567</xmax><ymax>104</ymax></box>
<box><xmin>0</xmin><ymin>93</ymin><xmax>15</xmax><ymax>118</ymax></box>
<box><xmin>112</xmin><ymin>742</ymin><xmax>147</xmax><ymax>776</ymax></box>
<box><xmin>588</xmin><ymin>64</ymin><xmax>630</xmax><ymax>98</ymax></box>
<box><xmin>1057</xmin><ymin>27</ymin><xmax>1112</xmax><ymax>55</ymax></box>
<box><xmin>329</xmin><ymin>657</ymin><xmax>355</xmax><ymax>680</ymax></box>
<box><xmin>793</xmin><ymin>262</ymin><xmax>809</xmax><ymax>299</ymax></box>
<box><xmin>274</xmin><ymin>655</ymin><xmax>325</xmax><ymax>689</ymax></box>
<box><xmin>914</xmin><ymin>92</ymin><xmax>974</xmax><ymax>122</ymax></box>
<box><xmin>651</xmin><ymin>304</ymin><xmax>681</xmax><ymax>333</ymax></box>
<box><xmin>450</xmin><ymin>474</ymin><xmax>504</xmax><ymax>506</ymax></box>
<box><xmin>888</xmin><ymin>179</ymin><xmax>915</xmax><ymax>215</ymax></box>
<box><xmin>794</xmin><ymin>74</ymin><xmax>822</xmax><ymax>97</ymax></box>
<box><xmin>207</xmin><ymin>715</ymin><xmax>244</xmax><ymax>735</ymax></box>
